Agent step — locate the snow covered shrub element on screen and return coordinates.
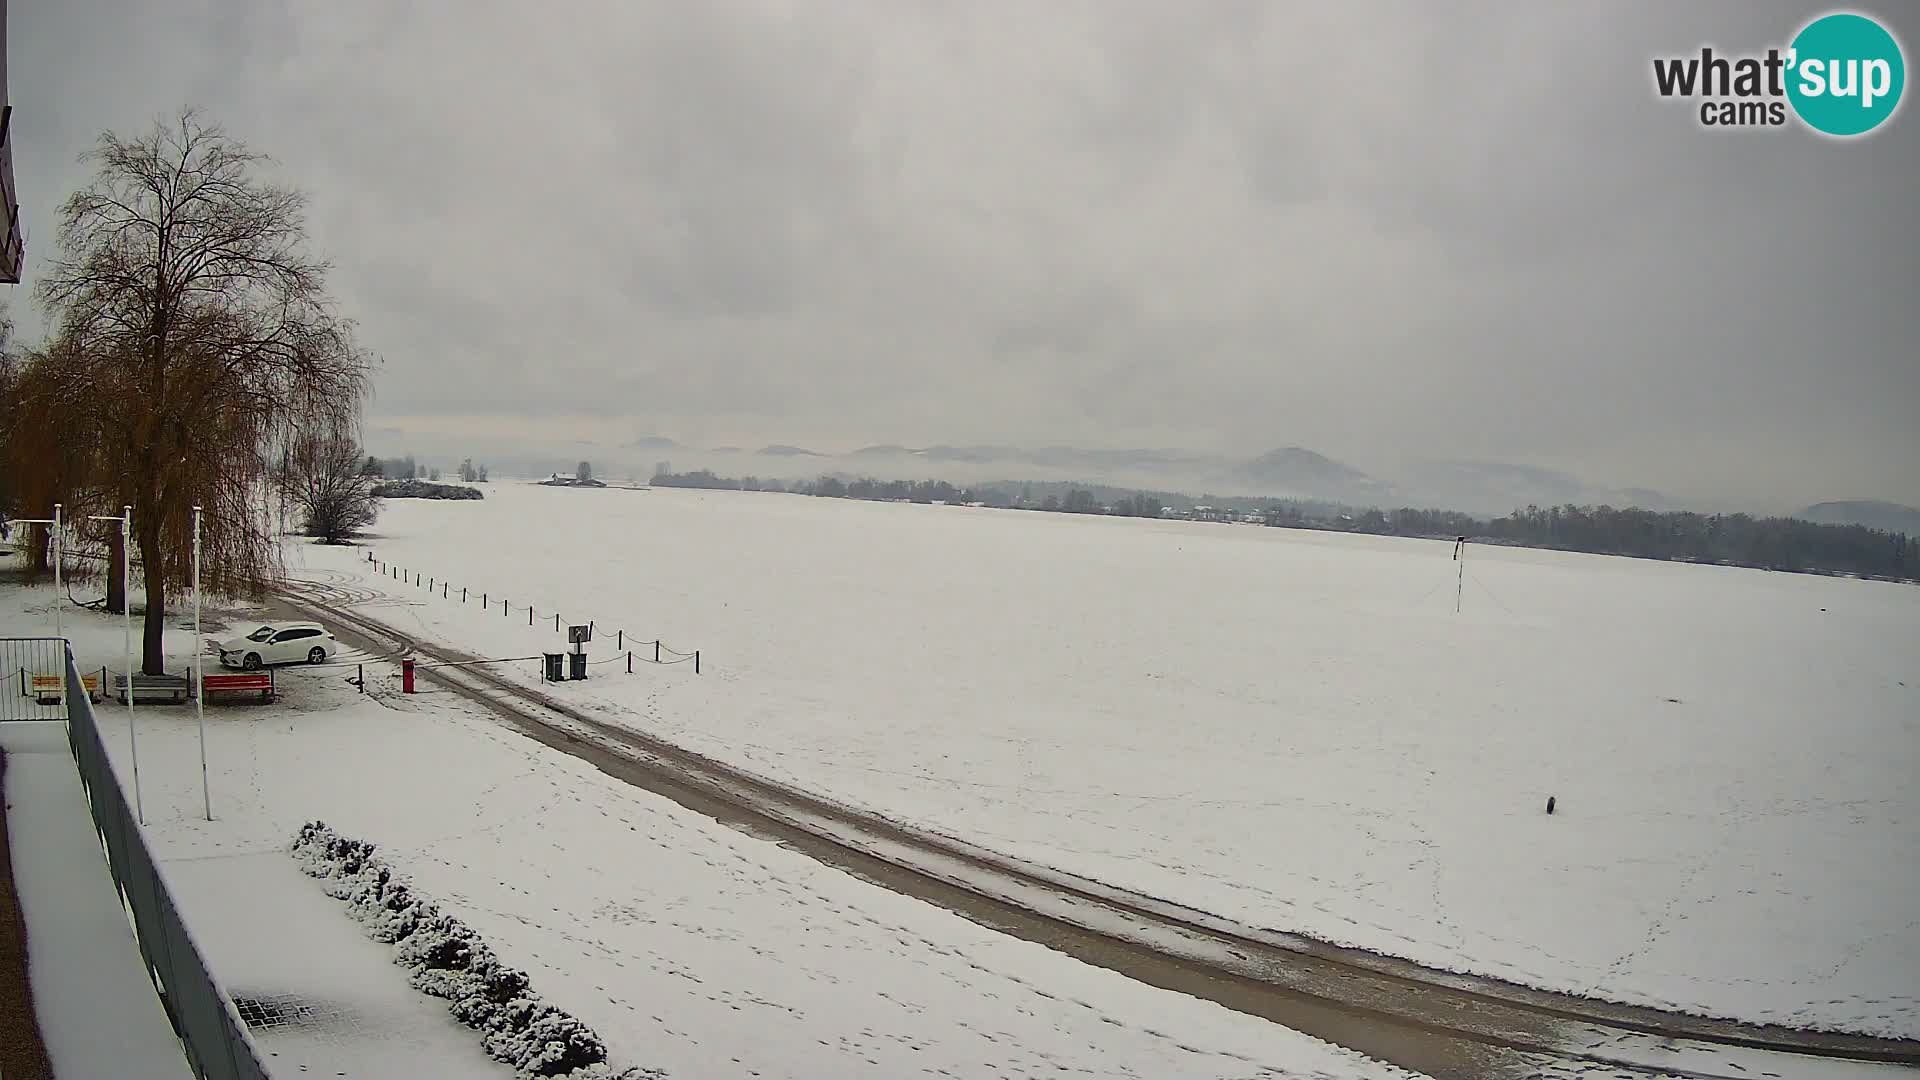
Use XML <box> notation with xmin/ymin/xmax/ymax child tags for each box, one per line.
<box><xmin>451</xmin><ymin>965</ymin><xmax>537</xmax><ymax>1029</ymax></box>
<box><xmin>287</xmin><ymin>822</ymin><xmax>663</xmax><ymax>1079</ymax></box>
<box><xmin>365</xmin><ymin>880</ymin><xmax>435</xmax><ymax>943</ymax></box>
<box><xmin>485</xmin><ymin>1007</ymin><xmax>610</xmax><ymax>1077</ymax></box>
<box><xmin>395</xmin><ymin>913</ymin><xmax>484</xmax><ymax>974</ymax></box>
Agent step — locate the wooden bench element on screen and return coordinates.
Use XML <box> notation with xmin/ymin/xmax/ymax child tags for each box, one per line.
<box><xmin>112</xmin><ymin>673</ymin><xmax>192</xmax><ymax>705</ymax></box>
<box><xmin>30</xmin><ymin>673</ymin><xmax>102</xmax><ymax>705</ymax></box>
<box><xmin>200</xmin><ymin>671</ymin><xmax>276</xmax><ymax>703</ymax></box>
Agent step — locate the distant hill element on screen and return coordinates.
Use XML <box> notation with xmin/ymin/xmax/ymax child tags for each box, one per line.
<box><xmin>1396</xmin><ymin>460</ymin><xmax>1668</xmax><ymax>516</ymax></box>
<box><xmin>1796</xmin><ymin>500</ymin><xmax>1920</xmax><ymax>534</ymax></box>
<box><xmin>1232</xmin><ymin>447</ymin><xmax>1383</xmax><ymax>500</ymax></box>
<box><xmin>757</xmin><ymin>445</ymin><xmax>826</xmax><ymax>457</ymax></box>
<box><xmin>851</xmin><ymin>444</ymin><xmax>918</xmax><ymax>457</ymax></box>
<box><xmin>1023</xmin><ymin>446</ymin><xmax>1214</xmax><ymax>471</ymax></box>
<box><xmin>922</xmin><ymin>444</ymin><xmax>1020</xmax><ymax>463</ymax></box>
<box><xmin>629</xmin><ymin>435</ymin><xmax>679</xmax><ymax>449</ymax></box>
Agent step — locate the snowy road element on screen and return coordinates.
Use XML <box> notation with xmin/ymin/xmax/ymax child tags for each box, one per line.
<box><xmin>281</xmin><ymin>576</ymin><xmax>1920</xmax><ymax>1080</ymax></box>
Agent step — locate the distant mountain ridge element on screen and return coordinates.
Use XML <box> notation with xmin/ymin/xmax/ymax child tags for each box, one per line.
<box><xmin>368</xmin><ymin>425</ymin><xmax>1781</xmax><ymax>519</ymax></box>
<box><xmin>684</xmin><ymin>441</ymin><xmax>1668</xmax><ymax>514</ymax></box>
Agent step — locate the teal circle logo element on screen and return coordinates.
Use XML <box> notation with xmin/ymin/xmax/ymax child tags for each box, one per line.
<box><xmin>1786</xmin><ymin>12</ymin><xmax>1906</xmax><ymax>136</ymax></box>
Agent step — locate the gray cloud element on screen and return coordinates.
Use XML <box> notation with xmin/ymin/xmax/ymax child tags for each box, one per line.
<box><xmin>9</xmin><ymin>0</ymin><xmax>1917</xmax><ymax>509</ymax></box>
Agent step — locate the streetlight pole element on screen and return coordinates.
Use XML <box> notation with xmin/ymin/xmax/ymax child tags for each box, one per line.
<box><xmin>52</xmin><ymin>503</ymin><xmax>62</xmax><ymax>644</ymax></box>
<box><xmin>193</xmin><ymin>505</ymin><xmax>209</xmax><ymax>820</ymax></box>
<box><xmin>92</xmin><ymin>507</ymin><xmax>142</xmax><ymax>824</ymax></box>
<box><xmin>5</xmin><ymin>510</ymin><xmax>61</xmax><ymax>642</ymax></box>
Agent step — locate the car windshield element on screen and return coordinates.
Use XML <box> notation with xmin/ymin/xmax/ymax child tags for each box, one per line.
<box><xmin>246</xmin><ymin>626</ymin><xmax>275</xmax><ymax>642</ymax></box>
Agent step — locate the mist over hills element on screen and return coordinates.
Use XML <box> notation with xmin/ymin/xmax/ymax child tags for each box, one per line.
<box><xmin>369</xmin><ymin>426</ymin><xmax>1902</xmax><ymax>525</ymax></box>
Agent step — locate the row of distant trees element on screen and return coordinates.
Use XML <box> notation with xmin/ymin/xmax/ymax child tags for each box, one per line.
<box><xmin>649</xmin><ymin>469</ymin><xmax>1917</xmax><ymax>581</ymax></box>
<box><xmin>356</xmin><ymin>455</ymin><xmax>490</xmax><ymax>483</ymax></box>
<box><xmin>0</xmin><ymin>110</ymin><xmax>375</xmax><ymax>673</ymax></box>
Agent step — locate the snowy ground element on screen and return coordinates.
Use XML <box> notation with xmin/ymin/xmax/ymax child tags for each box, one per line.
<box><xmin>290</xmin><ymin>484</ymin><xmax>1919</xmax><ymax>1039</ymax></box>
<box><xmin>0</xmin><ymin>578</ymin><xmax>1413</xmax><ymax>1079</ymax></box>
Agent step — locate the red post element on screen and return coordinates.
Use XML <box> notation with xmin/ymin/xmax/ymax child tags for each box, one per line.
<box><xmin>402</xmin><ymin>657</ymin><xmax>416</xmax><ymax>694</ymax></box>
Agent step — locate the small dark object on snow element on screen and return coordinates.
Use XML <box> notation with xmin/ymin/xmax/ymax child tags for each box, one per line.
<box><xmin>1545</xmin><ymin>796</ymin><xmax>1557</xmax><ymax>815</ymax></box>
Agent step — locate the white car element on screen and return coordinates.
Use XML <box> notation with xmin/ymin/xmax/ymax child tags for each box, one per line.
<box><xmin>218</xmin><ymin>622</ymin><xmax>338</xmax><ymax>669</ymax></box>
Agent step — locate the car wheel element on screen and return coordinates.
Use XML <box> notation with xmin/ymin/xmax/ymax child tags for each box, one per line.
<box><xmin>308</xmin><ymin>647</ymin><xmax>327</xmax><ymax>664</ymax></box>
<box><xmin>244</xmin><ymin>652</ymin><xmax>263</xmax><ymax>671</ymax></box>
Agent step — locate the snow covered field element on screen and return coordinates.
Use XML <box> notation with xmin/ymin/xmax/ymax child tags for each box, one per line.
<box><xmin>294</xmin><ymin>482</ymin><xmax>1920</xmax><ymax>1039</ymax></box>
<box><xmin>0</xmin><ymin>580</ymin><xmax>1410</xmax><ymax>1079</ymax></box>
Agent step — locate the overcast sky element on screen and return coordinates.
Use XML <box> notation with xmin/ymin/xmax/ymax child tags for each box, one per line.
<box><xmin>8</xmin><ymin>1</ymin><xmax>1916</xmax><ymax>508</ymax></box>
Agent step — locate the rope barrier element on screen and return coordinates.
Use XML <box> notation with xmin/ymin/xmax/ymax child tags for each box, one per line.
<box><xmin>360</xmin><ymin>562</ymin><xmax>703</xmax><ymax>672</ymax></box>
<box><xmin>410</xmin><ymin>655</ymin><xmax>543</xmax><ymax>671</ymax></box>
<box><xmin>1467</xmin><ymin>570</ymin><xmax>1517</xmax><ymax>615</ymax></box>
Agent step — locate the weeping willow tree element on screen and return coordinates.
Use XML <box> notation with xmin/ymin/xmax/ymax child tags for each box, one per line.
<box><xmin>2</xmin><ymin>332</ymin><xmax>115</xmax><ymax>588</ymax></box>
<box><xmin>32</xmin><ymin>110</ymin><xmax>371</xmax><ymax>674</ymax></box>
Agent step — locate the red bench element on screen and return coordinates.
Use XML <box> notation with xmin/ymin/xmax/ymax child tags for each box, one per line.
<box><xmin>200</xmin><ymin>671</ymin><xmax>275</xmax><ymax>703</ymax></box>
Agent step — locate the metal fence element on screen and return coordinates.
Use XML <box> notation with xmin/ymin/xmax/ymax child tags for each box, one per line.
<box><xmin>1</xmin><ymin>636</ymin><xmax>68</xmax><ymax>721</ymax></box>
<box><xmin>58</xmin><ymin>642</ymin><xmax>274</xmax><ymax>1079</ymax></box>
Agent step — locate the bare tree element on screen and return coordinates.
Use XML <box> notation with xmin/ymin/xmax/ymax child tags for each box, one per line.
<box><xmin>34</xmin><ymin>110</ymin><xmax>371</xmax><ymax>673</ymax></box>
<box><xmin>281</xmin><ymin>424</ymin><xmax>379</xmax><ymax>543</ymax></box>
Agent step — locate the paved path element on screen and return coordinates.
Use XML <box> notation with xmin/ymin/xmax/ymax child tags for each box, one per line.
<box><xmin>0</xmin><ymin>721</ymin><xmax>192</xmax><ymax>1080</ymax></box>
<box><xmin>0</xmin><ymin>742</ymin><xmax>56</xmax><ymax>1079</ymax></box>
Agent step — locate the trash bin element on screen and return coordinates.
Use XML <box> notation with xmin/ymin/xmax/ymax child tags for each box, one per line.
<box><xmin>568</xmin><ymin>651</ymin><xmax>587</xmax><ymax>680</ymax></box>
<box><xmin>542</xmin><ymin>653</ymin><xmax>565</xmax><ymax>682</ymax></box>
